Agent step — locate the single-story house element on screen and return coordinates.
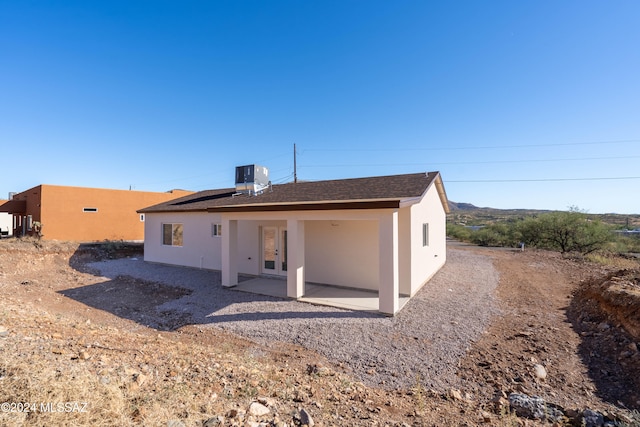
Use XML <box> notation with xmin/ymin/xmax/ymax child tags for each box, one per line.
<box><xmin>0</xmin><ymin>185</ymin><xmax>193</xmax><ymax>241</ymax></box>
<box><xmin>139</xmin><ymin>168</ymin><xmax>449</xmax><ymax>315</ymax></box>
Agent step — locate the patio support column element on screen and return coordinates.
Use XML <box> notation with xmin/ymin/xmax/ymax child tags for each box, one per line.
<box><xmin>221</xmin><ymin>218</ymin><xmax>238</xmax><ymax>287</ymax></box>
<box><xmin>286</xmin><ymin>218</ymin><xmax>305</xmax><ymax>298</ymax></box>
<box><xmin>379</xmin><ymin>210</ymin><xmax>399</xmax><ymax>315</ymax></box>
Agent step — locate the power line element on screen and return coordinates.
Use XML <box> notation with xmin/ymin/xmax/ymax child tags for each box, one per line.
<box><xmin>447</xmin><ymin>176</ymin><xmax>640</xmax><ymax>183</ymax></box>
<box><xmin>300</xmin><ymin>154</ymin><xmax>640</xmax><ymax>168</ymax></box>
<box><xmin>303</xmin><ymin>138</ymin><xmax>640</xmax><ymax>152</ymax></box>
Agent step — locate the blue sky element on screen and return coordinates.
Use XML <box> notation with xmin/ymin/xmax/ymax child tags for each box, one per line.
<box><xmin>1</xmin><ymin>1</ymin><xmax>639</xmax><ymax>214</ymax></box>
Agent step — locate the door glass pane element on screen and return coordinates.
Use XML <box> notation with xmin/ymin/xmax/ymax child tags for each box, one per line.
<box><xmin>264</xmin><ymin>228</ymin><xmax>276</xmax><ymax>270</ymax></box>
<box><xmin>281</xmin><ymin>230</ymin><xmax>287</xmax><ymax>271</ymax></box>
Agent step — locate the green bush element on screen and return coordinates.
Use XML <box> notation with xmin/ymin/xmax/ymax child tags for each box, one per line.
<box><xmin>470</xmin><ymin>223</ymin><xmax>520</xmax><ymax>247</ymax></box>
<box><xmin>446</xmin><ymin>224</ymin><xmax>472</xmax><ymax>241</ymax></box>
<box><xmin>447</xmin><ymin>208</ymin><xmax>615</xmax><ymax>255</ymax></box>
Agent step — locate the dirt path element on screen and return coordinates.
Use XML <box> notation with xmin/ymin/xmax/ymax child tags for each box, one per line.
<box><xmin>457</xmin><ymin>245</ymin><xmax>640</xmax><ymax>412</ymax></box>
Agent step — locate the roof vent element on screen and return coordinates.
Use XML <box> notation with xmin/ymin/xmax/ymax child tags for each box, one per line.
<box><xmin>235</xmin><ymin>165</ymin><xmax>270</xmax><ymax>195</ymax></box>
<box><xmin>8</xmin><ymin>192</ymin><xmax>16</xmax><ymax>200</ymax></box>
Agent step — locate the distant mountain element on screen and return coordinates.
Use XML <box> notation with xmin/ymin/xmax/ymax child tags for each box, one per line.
<box><xmin>447</xmin><ymin>201</ymin><xmax>640</xmax><ymax>228</ymax></box>
<box><xmin>447</xmin><ymin>201</ymin><xmax>481</xmax><ymax>211</ymax></box>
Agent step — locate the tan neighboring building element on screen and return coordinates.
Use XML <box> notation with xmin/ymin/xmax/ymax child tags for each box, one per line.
<box><xmin>0</xmin><ymin>185</ymin><xmax>193</xmax><ymax>241</ymax></box>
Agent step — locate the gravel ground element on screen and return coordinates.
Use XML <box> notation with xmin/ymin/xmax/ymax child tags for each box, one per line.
<box><xmin>88</xmin><ymin>247</ymin><xmax>500</xmax><ymax>390</ymax></box>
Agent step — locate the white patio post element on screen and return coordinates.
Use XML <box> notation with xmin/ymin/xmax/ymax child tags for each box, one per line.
<box><xmin>286</xmin><ymin>218</ymin><xmax>305</xmax><ymax>298</ymax></box>
<box><xmin>379</xmin><ymin>210</ymin><xmax>399</xmax><ymax>315</ymax></box>
<box><xmin>221</xmin><ymin>218</ymin><xmax>238</xmax><ymax>287</ymax></box>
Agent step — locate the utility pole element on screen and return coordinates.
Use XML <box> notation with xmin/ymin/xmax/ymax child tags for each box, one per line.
<box><xmin>293</xmin><ymin>143</ymin><xmax>298</xmax><ymax>183</ymax></box>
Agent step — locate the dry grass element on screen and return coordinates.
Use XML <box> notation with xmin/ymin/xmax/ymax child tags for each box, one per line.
<box><xmin>586</xmin><ymin>252</ymin><xmax>640</xmax><ymax>269</ymax></box>
<box><xmin>0</xmin><ymin>302</ymin><xmax>263</xmax><ymax>426</ymax></box>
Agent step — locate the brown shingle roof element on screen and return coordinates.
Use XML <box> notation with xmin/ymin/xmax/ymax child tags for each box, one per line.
<box><xmin>139</xmin><ymin>172</ymin><xmax>446</xmax><ymax>213</ymax></box>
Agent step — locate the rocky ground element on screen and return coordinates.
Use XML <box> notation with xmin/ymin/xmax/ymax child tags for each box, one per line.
<box><xmin>0</xmin><ymin>238</ymin><xmax>639</xmax><ymax>426</ymax></box>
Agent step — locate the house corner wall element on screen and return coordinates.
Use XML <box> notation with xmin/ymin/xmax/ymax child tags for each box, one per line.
<box><xmin>143</xmin><ymin>212</ymin><xmax>223</xmax><ymax>270</ymax></box>
<box><xmin>409</xmin><ymin>184</ymin><xmax>447</xmax><ymax>295</ymax></box>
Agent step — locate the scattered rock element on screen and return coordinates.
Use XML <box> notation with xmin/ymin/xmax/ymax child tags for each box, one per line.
<box><xmin>167</xmin><ymin>420</ymin><xmax>185</xmax><ymax>427</ymax></box>
<box><xmin>508</xmin><ymin>393</ymin><xmax>564</xmax><ymax>422</ymax></box>
<box><xmin>448</xmin><ymin>388</ymin><xmax>463</xmax><ymax>401</ymax></box>
<box><xmin>135</xmin><ymin>373</ymin><xmax>147</xmax><ymax>386</ymax></box>
<box><xmin>582</xmin><ymin>409</ymin><xmax>604</xmax><ymax>427</ymax></box>
<box><xmin>299</xmin><ymin>408</ymin><xmax>314</xmax><ymax>426</ymax></box>
<box><xmin>0</xmin><ymin>326</ymin><xmax>8</xmax><ymax>337</ymax></box>
<box><xmin>491</xmin><ymin>395</ymin><xmax>509</xmax><ymax>413</ymax></box>
<box><xmin>533</xmin><ymin>364</ymin><xmax>547</xmax><ymax>380</ymax></box>
<box><xmin>257</xmin><ymin>396</ymin><xmax>276</xmax><ymax>407</ymax></box>
<box><xmin>248</xmin><ymin>401</ymin><xmax>270</xmax><ymax>417</ymax></box>
<box><xmin>202</xmin><ymin>416</ymin><xmax>223</xmax><ymax>427</ymax></box>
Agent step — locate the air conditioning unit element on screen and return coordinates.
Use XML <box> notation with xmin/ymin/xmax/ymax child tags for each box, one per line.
<box><xmin>235</xmin><ymin>165</ymin><xmax>270</xmax><ymax>195</ymax></box>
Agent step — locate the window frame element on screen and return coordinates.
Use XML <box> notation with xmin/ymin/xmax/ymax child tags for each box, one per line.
<box><xmin>162</xmin><ymin>223</ymin><xmax>184</xmax><ymax>247</ymax></box>
<box><xmin>422</xmin><ymin>223</ymin><xmax>429</xmax><ymax>247</ymax></box>
<box><xmin>211</xmin><ymin>223</ymin><xmax>222</xmax><ymax>237</ymax></box>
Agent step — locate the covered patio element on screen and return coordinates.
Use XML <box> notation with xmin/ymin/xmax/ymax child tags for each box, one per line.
<box><xmin>220</xmin><ymin>209</ymin><xmax>405</xmax><ymax>315</ymax></box>
<box><xmin>231</xmin><ymin>276</ymin><xmax>410</xmax><ymax>314</ymax></box>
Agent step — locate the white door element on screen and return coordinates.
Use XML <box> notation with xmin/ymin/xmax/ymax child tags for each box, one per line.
<box><xmin>262</xmin><ymin>226</ymin><xmax>288</xmax><ymax>276</ymax></box>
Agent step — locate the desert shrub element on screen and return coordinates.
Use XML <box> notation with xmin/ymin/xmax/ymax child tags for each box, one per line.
<box><xmin>611</xmin><ymin>234</ymin><xmax>640</xmax><ymax>254</ymax></box>
<box><xmin>470</xmin><ymin>223</ymin><xmax>521</xmax><ymax>247</ymax></box>
<box><xmin>449</xmin><ymin>208</ymin><xmax>615</xmax><ymax>255</ymax></box>
<box><xmin>446</xmin><ymin>224</ymin><xmax>472</xmax><ymax>241</ymax></box>
<box><xmin>531</xmin><ymin>209</ymin><xmax>612</xmax><ymax>254</ymax></box>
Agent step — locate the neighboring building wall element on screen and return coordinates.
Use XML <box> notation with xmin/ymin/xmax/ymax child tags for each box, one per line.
<box><xmin>8</xmin><ymin>185</ymin><xmax>192</xmax><ymax>241</ymax></box>
<box><xmin>408</xmin><ymin>183</ymin><xmax>447</xmax><ymax>295</ymax></box>
<box><xmin>9</xmin><ymin>186</ymin><xmax>43</xmax><ymax>237</ymax></box>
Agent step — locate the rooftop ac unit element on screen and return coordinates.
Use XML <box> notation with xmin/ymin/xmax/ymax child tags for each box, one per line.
<box><xmin>235</xmin><ymin>165</ymin><xmax>270</xmax><ymax>195</ymax></box>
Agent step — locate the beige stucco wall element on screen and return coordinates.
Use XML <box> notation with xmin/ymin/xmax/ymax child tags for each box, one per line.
<box><xmin>143</xmin><ymin>211</ymin><xmax>223</xmax><ymax>269</ymax></box>
<box><xmin>305</xmin><ymin>219</ymin><xmax>379</xmax><ymax>290</ymax></box>
<box><xmin>407</xmin><ymin>183</ymin><xmax>447</xmax><ymax>295</ymax></box>
<box><xmin>143</xmin><ymin>194</ymin><xmax>447</xmax><ymax>298</ymax></box>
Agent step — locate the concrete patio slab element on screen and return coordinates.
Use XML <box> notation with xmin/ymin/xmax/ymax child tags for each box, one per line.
<box><xmin>231</xmin><ymin>276</ymin><xmax>409</xmax><ymax>313</ymax></box>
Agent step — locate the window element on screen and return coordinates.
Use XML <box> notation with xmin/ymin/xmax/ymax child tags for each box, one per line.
<box><xmin>140</xmin><ymin>214</ymin><xmax>145</xmax><ymax>222</ymax></box>
<box><xmin>422</xmin><ymin>223</ymin><xmax>429</xmax><ymax>247</ymax></box>
<box><xmin>211</xmin><ymin>223</ymin><xmax>222</xmax><ymax>237</ymax></box>
<box><xmin>162</xmin><ymin>223</ymin><xmax>183</xmax><ymax>246</ymax></box>
<box><xmin>27</xmin><ymin>215</ymin><xmax>33</xmax><ymax>231</ymax></box>
<box><xmin>83</xmin><ymin>207</ymin><xmax>98</xmax><ymax>212</ymax></box>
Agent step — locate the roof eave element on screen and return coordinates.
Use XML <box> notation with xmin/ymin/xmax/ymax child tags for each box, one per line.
<box><xmin>207</xmin><ymin>199</ymin><xmax>401</xmax><ymax>213</ymax></box>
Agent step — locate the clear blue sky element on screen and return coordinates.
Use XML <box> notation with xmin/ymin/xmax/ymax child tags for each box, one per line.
<box><xmin>2</xmin><ymin>1</ymin><xmax>639</xmax><ymax>214</ymax></box>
